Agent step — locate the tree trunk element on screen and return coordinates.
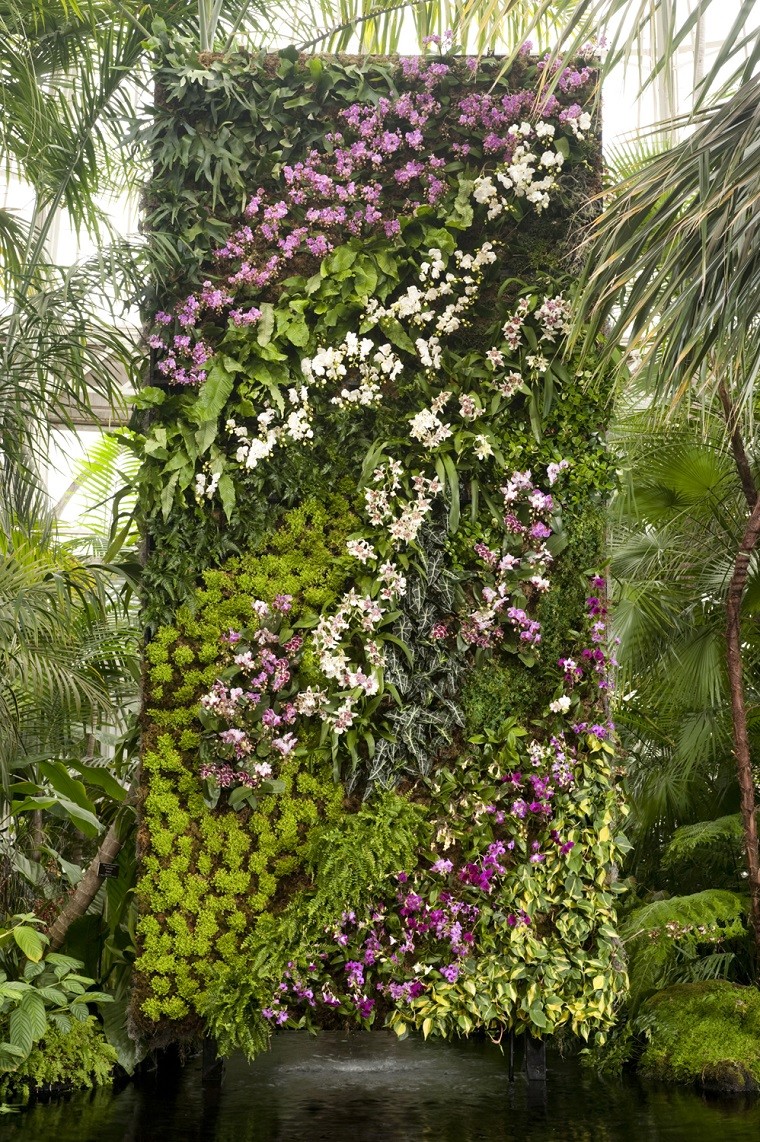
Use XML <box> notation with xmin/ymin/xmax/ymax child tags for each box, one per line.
<box><xmin>726</xmin><ymin>494</ymin><xmax>760</xmax><ymax>962</ymax></box>
<box><xmin>46</xmin><ymin>821</ymin><xmax>124</xmax><ymax>951</ymax></box>
<box><xmin>717</xmin><ymin>381</ymin><xmax>758</xmax><ymax>509</ymax></box>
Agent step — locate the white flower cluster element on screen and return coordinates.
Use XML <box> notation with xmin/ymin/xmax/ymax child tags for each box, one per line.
<box><xmin>459</xmin><ymin>393</ymin><xmax>483</xmax><ymax>421</ymax></box>
<box><xmin>535</xmin><ymin>295</ymin><xmax>573</xmax><ymax>341</ymax></box>
<box><xmin>367</xmin><ymin>243</ymin><xmax>497</xmax><ymax>358</ymax></box>
<box><xmin>490</xmin><ymin>292</ymin><xmax>572</xmax><ymax>382</ymax></box>
<box><xmin>365</xmin><ymin>460</ymin><xmax>443</xmax><ymax>545</ymax></box>
<box><xmin>313</xmin><ymin>589</ymin><xmax>390</xmax><ymax>732</ymax></box>
<box><xmin>563</xmin><ymin>110</ymin><xmax>592</xmax><ymax>138</ymax></box>
<box><xmin>346</xmin><ymin>538</ymin><xmax>377</xmax><ymax>564</ymax></box>
<box><xmin>302</xmin><ymin>331</ymin><xmax>403</xmax><ymax>408</ymax></box>
<box><xmin>194</xmin><ymin>467</ymin><xmax>221</xmax><ymax>503</ymax></box>
<box><xmin>294</xmin><ymin>686</ymin><xmax>328</xmax><ymax>717</ymax></box>
<box><xmin>409</xmin><ymin>390</ymin><xmax>452</xmax><ymax>448</ymax></box>
<box><xmin>473</xmin><ymin>121</ymin><xmax>566</xmax><ymax>216</ymax></box>
<box><xmin>226</xmin><ymin>387</ymin><xmax>313</xmax><ymax>470</ymax></box>
<box><xmin>474</xmin><ymin>434</ymin><xmax>493</xmax><ymax>460</ymax></box>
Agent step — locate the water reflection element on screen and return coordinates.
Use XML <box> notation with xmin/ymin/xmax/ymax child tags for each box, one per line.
<box><xmin>5</xmin><ymin>1031</ymin><xmax>760</xmax><ymax>1142</ymax></box>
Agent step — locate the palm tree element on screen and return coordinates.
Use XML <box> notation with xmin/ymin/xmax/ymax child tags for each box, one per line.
<box><xmin>610</xmin><ymin>395</ymin><xmax>760</xmax><ymax>881</ymax></box>
<box><xmin>553</xmin><ymin>5</ymin><xmax>760</xmax><ymax>958</ymax></box>
<box><xmin>0</xmin><ymin>470</ymin><xmax>139</xmax><ymax>910</ymax></box>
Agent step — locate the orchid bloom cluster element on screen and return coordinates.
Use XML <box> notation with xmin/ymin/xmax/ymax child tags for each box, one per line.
<box><xmin>197</xmin><ymin>595</ymin><xmax>304</xmax><ymax>792</ymax></box>
<box><xmin>261</xmin><ymin>873</ymin><xmax>484</xmax><ymax>1027</ymax></box>
<box><xmin>486</xmin><ymin>291</ymin><xmax>574</xmax><ymax>385</ymax></box>
<box><xmin>302</xmin><ymin>458</ymin><xmax>443</xmax><ymax>734</ymax></box>
<box><xmin>433</xmin><ymin>739</ymin><xmax>578</xmax><ymax>872</ymax></box>
<box><xmin>221</xmin><ymin>386</ymin><xmax>313</xmax><ymax>475</ymax></box>
<box><xmin>302</xmin><ymin>332</ymin><xmax>404</xmax><ymax>409</ymax></box>
<box><xmin>442</xmin><ymin>464</ymin><xmax>566</xmax><ymax>650</ymax></box>
<box><xmin>297</xmin><ymin>456</ymin><xmax>449</xmax><ymax>738</ymax></box>
<box><xmin>301</xmin><ymin>241</ymin><xmax>496</xmax><ymax>417</ymax></box>
<box><xmin>259</xmin><ymin>730</ymin><xmax>587</xmax><ymax>1028</ymax></box>
<box><xmin>549</xmin><ymin>575</ymin><xmax>619</xmax><ymax>733</ymax></box>
<box><xmin>472</xmin><ymin>117</ymin><xmax>578</xmax><ymax>216</ymax></box>
<box><xmin>259</xmin><ymin>707</ymin><xmax>598</xmax><ymax>1033</ymax></box>
<box><xmin>364</xmin><ymin>461</ymin><xmax>443</xmax><ymax>545</ymax></box>
<box><xmin>149</xmin><ymin>56</ymin><xmax>594</xmax><ymax>388</ymax></box>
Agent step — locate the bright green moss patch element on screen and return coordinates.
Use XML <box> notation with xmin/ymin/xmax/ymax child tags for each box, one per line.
<box><xmin>134</xmin><ymin>498</ymin><xmax>356</xmax><ymax>1029</ymax></box>
<box><xmin>640</xmin><ymin>981</ymin><xmax>760</xmax><ymax>1091</ymax></box>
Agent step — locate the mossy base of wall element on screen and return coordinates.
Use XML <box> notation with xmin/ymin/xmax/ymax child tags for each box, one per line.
<box><xmin>639</xmin><ymin>981</ymin><xmax>760</xmax><ymax>1093</ymax></box>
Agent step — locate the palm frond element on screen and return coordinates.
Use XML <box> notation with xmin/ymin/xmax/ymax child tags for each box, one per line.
<box><xmin>575</xmin><ymin>79</ymin><xmax>760</xmax><ymax>410</ymax></box>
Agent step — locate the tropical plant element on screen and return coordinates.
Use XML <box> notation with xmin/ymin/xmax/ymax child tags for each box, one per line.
<box><xmin>610</xmin><ymin>395</ymin><xmax>760</xmax><ymax>881</ymax></box>
<box><xmin>540</xmin><ymin>0</ymin><xmax>760</xmax><ymax>963</ymax></box>
<box><xmin>0</xmin><ymin>915</ymin><xmax>113</xmax><ymax>1071</ymax></box>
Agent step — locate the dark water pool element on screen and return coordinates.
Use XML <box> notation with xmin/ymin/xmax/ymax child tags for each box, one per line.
<box><xmin>4</xmin><ymin>1032</ymin><xmax>760</xmax><ymax>1142</ymax></box>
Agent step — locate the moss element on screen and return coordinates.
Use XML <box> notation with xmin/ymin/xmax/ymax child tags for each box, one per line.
<box><xmin>639</xmin><ymin>981</ymin><xmax>760</xmax><ymax>1090</ymax></box>
<box><xmin>133</xmin><ymin>496</ymin><xmax>357</xmax><ymax>1032</ymax></box>
<box><xmin>0</xmin><ymin>1018</ymin><xmax>117</xmax><ymax>1104</ymax></box>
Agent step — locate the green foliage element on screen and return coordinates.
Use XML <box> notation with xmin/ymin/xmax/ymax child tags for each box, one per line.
<box><xmin>462</xmin><ymin>504</ymin><xmax>607</xmax><ymax>734</ymax></box>
<box><xmin>0</xmin><ymin>945</ymin><xmax>113</xmax><ymax>1075</ymax></box>
<box><xmin>363</xmin><ymin>530</ymin><xmax>467</xmax><ymax>790</ymax></box>
<box><xmin>304</xmin><ymin>791</ymin><xmax>429</xmax><ymax>922</ymax></box>
<box><xmin>198</xmin><ymin>789</ymin><xmax>431</xmax><ymax>1057</ymax></box>
<box><xmin>387</xmin><ymin>733</ymin><xmax>627</xmax><ymax>1045</ymax></box>
<box><xmin>662</xmin><ymin>816</ymin><xmax>745</xmax><ymax>893</ymax></box>
<box><xmin>134</xmin><ymin>499</ymin><xmax>356</xmax><ymax>1026</ymax></box>
<box><xmin>639</xmin><ymin>981</ymin><xmax>760</xmax><ymax>1089</ymax></box>
<box><xmin>621</xmin><ymin>890</ymin><xmax>749</xmax><ymax>1012</ymax></box>
<box><xmin>609</xmin><ymin>397</ymin><xmax>760</xmax><ymax>886</ymax></box>
<box><xmin>0</xmin><ymin>1017</ymin><xmax>116</xmax><ymax>1103</ymax></box>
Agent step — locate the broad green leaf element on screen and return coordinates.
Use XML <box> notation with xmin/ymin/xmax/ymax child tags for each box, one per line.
<box><xmin>39</xmin><ymin>762</ymin><xmax>96</xmax><ymax>817</ymax></box>
<box><xmin>12</xmin><ymin>926</ymin><xmax>45</xmax><ymax>963</ymax></box>
<box><xmin>379</xmin><ymin>316</ymin><xmax>415</xmax><ymax>354</ymax></box>
<box><xmin>285</xmin><ymin>318</ymin><xmax>309</xmax><ymax>347</ymax></box>
<box><xmin>442</xmin><ymin>453</ymin><xmax>460</xmax><ymax>533</ymax></box>
<box><xmin>218</xmin><ymin>473</ymin><xmax>236</xmax><ymax>521</ymax></box>
<box><xmin>191</xmin><ymin>361</ymin><xmax>234</xmax><ymax>425</ymax></box>
<box><xmin>159</xmin><ymin>469</ymin><xmax>180</xmax><ymax>520</ymax></box>
<box><xmin>256</xmin><ymin>303</ymin><xmax>275</xmax><ymax>346</ymax></box>
<box><xmin>67</xmin><ymin>762</ymin><xmax>127</xmax><ymax>804</ymax></box>
<box><xmin>195</xmin><ymin>419</ymin><xmax>217</xmax><ymax>455</ymax></box>
<box><xmin>10</xmin><ymin>994</ymin><xmax>42</xmax><ymax>1057</ymax></box>
<box><xmin>328</xmin><ymin>245</ymin><xmax>357</xmax><ymax>274</ymax></box>
<box><xmin>37</xmin><ymin>987</ymin><xmax>67</xmax><ymax>1006</ymax></box>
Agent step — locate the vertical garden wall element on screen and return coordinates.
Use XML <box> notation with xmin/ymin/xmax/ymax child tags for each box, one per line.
<box><xmin>132</xmin><ymin>38</ymin><xmax>627</xmax><ymax>1058</ymax></box>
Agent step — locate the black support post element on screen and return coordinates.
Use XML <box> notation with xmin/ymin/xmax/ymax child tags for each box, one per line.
<box><xmin>202</xmin><ymin>1036</ymin><xmax>226</xmax><ymax>1086</ymax></box>
<box><xmin>524</xmin><ymin>1035</ymin><xmax>546</xmax><ymax>1082</ymax></box>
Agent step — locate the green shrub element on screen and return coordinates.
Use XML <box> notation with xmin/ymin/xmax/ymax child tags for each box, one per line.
<box><xmin>0</xmin><ymin>1017</ymin><xmax>116</xmax><ymax>1103</ymax></box>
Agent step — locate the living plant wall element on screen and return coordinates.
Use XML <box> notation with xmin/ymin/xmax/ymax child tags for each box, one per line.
<box><xmin>132</xmin><ymin>32</ymin><xmax>627</xmax><ymax>1059</ymax></box>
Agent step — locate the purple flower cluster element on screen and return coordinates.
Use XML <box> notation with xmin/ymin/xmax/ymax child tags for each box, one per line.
<box><xmin>198</xmin><ymin>596</ymin><xmax>306</xmax><ymax>793</ymax></box>
<box><xmin>457</xmin><ymin>89</ymin><xmax>549</xmax><ymax>160</ymax></box>
<box><xmin>459</xmin><ymin>840</ymin><xmax>512</xmax><ymax>892</ymax></box>
<box><xmin>537</xmin><ymin>54</ymin><xmax>595</xmax><ymax>94</ymax></box>
<box><xmin>449</xmin><ymin>467</ymin><xmax>560</xmax><ymax>649</ymax></box>
<box><xmin>149</xmin><ymin>70</ymin><xmax>592</xmax><ymax>386</ymax></box>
